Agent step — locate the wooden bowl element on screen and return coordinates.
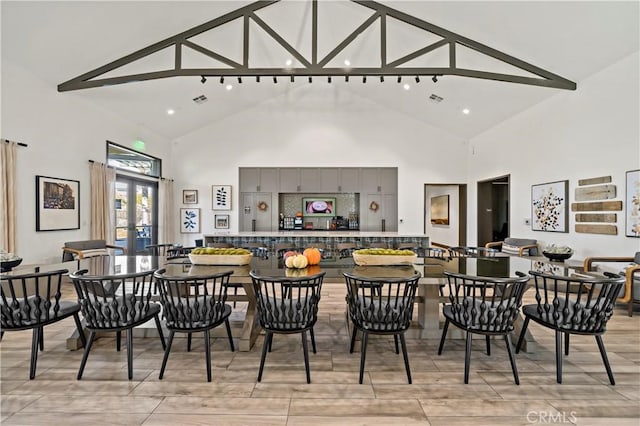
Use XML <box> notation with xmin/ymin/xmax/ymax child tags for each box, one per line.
<box><xmin>188</xmin><ymin>253</ymin><xmax>252</xmax><ymax>265</ymax></box>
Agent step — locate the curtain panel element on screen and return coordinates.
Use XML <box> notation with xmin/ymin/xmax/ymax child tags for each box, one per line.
<box><xmin>159</xmin><ymin>179</ymin><xmax>175</xmax><ymax>244</ymax></box>
<box><xmin>0</xmin><ymin>140</ymin><xmax>17</xmax><ymax>253</ymax></box>
<box><xmin>90</xmin><ymin>162</ymin><xmax>116</xmax><ymax>243</ymax></box>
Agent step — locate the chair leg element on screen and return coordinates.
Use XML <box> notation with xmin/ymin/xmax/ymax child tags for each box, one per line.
<box><xmin>38</xmin><ymin>327</ymin><xmax>44</xmax><ymax>351</ymax></box>
<box><xmin>233</xmin><ymin>286</ymin><xmax>238</xmax><ymax>309</ymax></box>
<box><xmin>394</xmin><ymin>334</ymin><xmax>399</xmax><ymax>355</ymax></box>
<box><xmin>116</xmin><ymin>330</ymin><xmax>121</xmax><ymax>352</ymax></box>
<box><xmin>515</xmin><ymin>317</ymin><xmax>530</xmax><ymax>354</ymax></box>
<box><xmin>257</xmin><ymin>331</ymin><xmax>272</xmax><ymax>382</ymax></box>
<box><xmin>437</xmin><ymin>318</ymin><xmax>450</xmax><ymax>355</ymax></box>
<box><xmin>359</xmin><ymin>331</ymin><xmax>369</xmax><ymax>384</ymax></box>
<box><xmin>310</xmin><ymin>327</ymin><xmax>317</xmax><ymax>354</ymax></box>
<box><xmin>154</xmin><ymin>315</ymin><xmax>166</xmax><ymax>350</ymax></box>
<box><xmin>159</xmin><ymin>331</ymin><xmax>175</xmax><ymax>380</ymax></box>
<box><xmin>29</xmin><ymin>327</ymin><xmax>41</xmax><ymax>380</ymax></box>
<box><xmin>565</xmin><ymin>332</ymin><xmax>570</xmax><ymax>356</ymax></box>
<box><xmin>485</xmin><ymin>335</ymin><xmax>491</xmax><ymax>356</ymax></box>
<box><xmin>126</xmin><ymin>329</ymin><xmax>134</xmax><ymax>380</ymax></box>
<box><xmin>399</xmin><ymin>333</ymin><xmax>412</xmax><ymax>384</ymax></box>
<box><xmin>629</xmin><ymin>301</ymin><xmax>633</xmax><ymax>317</ymax></box>
<box><xmin>302</xmin><ymin>330</ymin><xmax>311</xmax><ymax>384</ymax></box>
<box><xmin>504</xmin><ymin>334</ymin><xmax>519</xmax><ymax>385</ymax></box>
<box><xmin>73</xmin><ymin>313</ymin><xmax>87</xmax><ymax>348</ymax></box>
<box><xmin>225</xmin><ymin>319</ymin><xmax>235</xmax><ymax>352</ymax></box>
<box><xmin>204</xmin><ymin>329</ymin><xmax>212</xmax><ymax>382</ymax></box>
<box><xmin>78</xmin><ymin>331</ymin><xmax>96</xmax><ymax>380</ymax></box>
<box><xmin>555</xmin><ymin>330</ymin><xmax>563</xmax><ymax>384</ymax></box>
<box><xmin>464</xmin><ymin>331</ymin><xmax>472</xmax><ymax>384</ymax></box>
<box><xmin>349</xmin><ymin>326</ymin><xmax>358</xmax><ymax>354</ymax></box>
<box><xmin>187</xmin><ymin>333</ymin><xmax>192</xmax><ymax>352</ymax></box>
<box><xmin>595</xmin><ymin>335</ymin><xmax>615</xmax><ymax>385</ymax></box>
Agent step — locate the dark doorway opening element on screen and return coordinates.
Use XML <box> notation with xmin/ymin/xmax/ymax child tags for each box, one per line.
<box><xmin>477</xmin><ymin>175</ymin><xmax>510</xmax><ymax>247</ymax></box>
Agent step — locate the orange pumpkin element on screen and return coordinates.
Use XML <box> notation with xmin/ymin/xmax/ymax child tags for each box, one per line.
<box><xmin>303</xmin><ymin>247</ymin><xmax>322</xmax><ymax>265</ymax></box>
<box><xmin>305</xmin><ymin>265</ymin><xmax>322</xmax><ymax>275</ymax></box>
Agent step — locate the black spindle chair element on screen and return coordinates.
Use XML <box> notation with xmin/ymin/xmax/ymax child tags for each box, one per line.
<box><xmin>249</xmin><ymin>271</ymin><xmax>325</xmax><ymax>383</ymax></box>
<box><xmin>1</xmin><ymin>269</ymin><xmax>86</xmax><ymax>379</ymax></box>
<box><xmin>69</xmin><ymin>269</ymin><xmax>166</xmax><ymax>380</ymax></box>
<box><xmin>153</xmin><ymin>269</ymin><xmax>235</xmax><ymax>382</ymax></box>
<box><xmin>438</xmin><ymin>271</ymin><xmax>530</xmax><ymax>384</ymax></box>
<box><xmin>343</xmin><ymin>272</ymin><xmax>422</xmax><ymax>384</ymax></box>
<box><xmin>516</xmin><ymin>270</ymin><xmax>625</xmax><ymax>385</ymax></box>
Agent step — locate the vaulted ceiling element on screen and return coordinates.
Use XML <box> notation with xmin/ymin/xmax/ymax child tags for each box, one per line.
<box><xmin>3</xmin><ymin>1</ymin><xmax>639</xmax><ymax>141</ymax></box>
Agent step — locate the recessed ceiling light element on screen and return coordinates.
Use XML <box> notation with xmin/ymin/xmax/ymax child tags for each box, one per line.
<box><xmin>167</xmin><ymin>109</ymin><xmax>175</xmax><ymax>115</ymax></box>
<box><xmin>225</xmin><ymin>84</ymin><xmax>233</xmax><ymax>91</ymax></box>
<box><xmin>285</xmin><ymin>59</ymin><xmax>293</xmax><ymax>67</ymax></box>
<box><xmin>344</xmin><ymin>59</ymin><xmax>351</xmax><ymax>66</ymax></box>
<box><xmin>403</xmin><ymin>83</ymin><xmax>411</xmax><ymax>91</ymax></box>
<box><xmin>462</xmin><ymin>108</ymin><xmax>471</xmax><ymax>114</ymax></box>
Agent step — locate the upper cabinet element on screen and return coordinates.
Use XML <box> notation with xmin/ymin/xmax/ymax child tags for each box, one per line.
<box><xmin>300</xmin><ymin>168</ymin><xmax>321</xmax><ymax>192</ymax></box>
<box><xmin>239</xmin><ymin>167</ymin><xmax>279</xmax><ymax>192</ymax></box>
<box><xmin>320</xmin><ymin>168</ymin><xmax>340</xmax><ymax>192</ymax></box>
<box><xmin>338</xmin><ymin>168</ymin><xmax>359</xmax><ymax>192</ymax></box>
<box><xmin>279</xmin><ymin>168</ymin><xmax>301</xmax><ymax>192</ymax></box>
<box><xmin>360</xmin><ymin>167</ymin><xmax>397</xmax><ymax>193</ymax></box>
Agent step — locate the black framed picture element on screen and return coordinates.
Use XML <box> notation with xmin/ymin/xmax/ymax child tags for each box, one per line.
<box><xmin>36</xmin><ymin>175</ymin><xmax>80</xmax><ymax>231</ymax></box>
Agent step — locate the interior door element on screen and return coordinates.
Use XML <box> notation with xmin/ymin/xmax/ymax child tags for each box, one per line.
<box><xmin>477</xmin><ymin>175</ymin><xmax>510</xmax><ymax>247</ymax></box>
<box><xmin>114</xmin><ymin>176</ymin><xmax>158</xmax><ymax>254</ymax></box>
<box><xmin>241</xmin><ymin>192</ymin><xmax>272</xmax><ymax>232</ymax></box>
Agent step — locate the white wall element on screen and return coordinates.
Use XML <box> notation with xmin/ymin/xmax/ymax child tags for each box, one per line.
<box><xmin>2</xmin><ymin>62</ymin><xmax>172</xmax><ymax>264</ymax></box>
<box><xmin>424</xmin><ymin>185</ymin><xmax>460</xmax><ymax>247</ymax></box>
<box><xmin>467</xmin><ymin>52</ymin><xmax>640</xmax><ymax>259</ymax></box>
<box><xmin>170</xmin><ymin>86</ymin><xmax>468</xmax><ymax>244</ymax></box>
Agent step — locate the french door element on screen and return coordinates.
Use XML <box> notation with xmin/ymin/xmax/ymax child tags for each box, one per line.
<box><xmin>114</xmin><ymin>176</ymin><xmax>158</xmax><ymax>255</ymax></box>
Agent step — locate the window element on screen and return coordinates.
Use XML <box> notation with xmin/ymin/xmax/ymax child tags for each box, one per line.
<box><xmin>107</xmin><ymin>141</ymin><xmax>161</xmax><ymax>178</ymax></box>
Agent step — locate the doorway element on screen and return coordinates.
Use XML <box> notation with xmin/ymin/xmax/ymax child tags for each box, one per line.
<box><xmin>424</xmin><ymin>184</ymin><xmax>467</xmax><ymax>247</ymax></box>
<box><xmin>114</xmin><ymin>176</ymin><xmax>158</xmax><ymax>254</ymax></box>
<box><xmin>477</xmin><ymin>175</ymin><xmax>510</xmax><ymax>247</ymax></box>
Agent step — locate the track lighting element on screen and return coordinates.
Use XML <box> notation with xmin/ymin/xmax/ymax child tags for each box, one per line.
<box><xmin>380</xmin><ymin>76</ymin><xmax>384</xmax><ymax>82</ymax></box>
<box><xmin>328</xmin><ymin>76</ymin><xmax>332</xmax><ymax>83</ymax></box>
<box><xmin>201</xmin><ymin>76</ymin><xmax>207</xmax><ymax>84</ymax></box>
<box><xmin>237</xmin><ymin>77</ymin><xmax>242</xmax><ymax>84</ymax></box>
<box><xmin>273</xmin><ymin>76</ymin><xmax>277</xmax><ymax>83</ymax></box>
<box><xmin>345</xmin><ymin>75</ymin><xmax>349</xmax><ymax>82</ymax></box>
<box><xmin>415</xmin><ymin>76</ymin><xmax>420</xmax><ymax>83</ymax></box>
<box><xmin>309</xmin><ymin>76</ymin><xmax>313</xmax><ymax>83</ymax></box>
<box><xmin>432</xmin><ymin>75</ymin><xmax>438</xmax><ymax>83</ymax></box>
<box><xmin>256</xmin><ymin>76</ymin><xmax>260</xmax><ymax>82</ymax></box>
<box><xmin>290</xmin><ymin>75</ymin><xmax>294</xmax><ymax>82</ymax></box>
<box><xmin>362</xmin><ymin>76</ymin><xmax>366</xmax><ymax>83</ymax></box>
<box><xmin>219</xmin><ymin>76</ymin><xmax>224</xmax><ymax>84</ymax></box>
<box><xmin>397</xmin><ymin>76</ymin><xmax>402</xmax><ymax>83</ymax></box>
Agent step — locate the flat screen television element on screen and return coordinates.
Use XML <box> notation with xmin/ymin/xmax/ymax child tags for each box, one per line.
<box><xmin>303</xmin><ymin>197</ymin><xmax>336</xmax><ymax>217</ymax></box>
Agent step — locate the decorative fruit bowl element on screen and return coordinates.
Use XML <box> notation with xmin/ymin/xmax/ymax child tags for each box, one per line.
<box><xmin>542</xmin><ymin>251</ymin><xmax>573</xmax><ymax>262</ymax></box>
<box><xmin>352</xmin><ymin>249</ymin><xmax>417</xmax><ymax>266</ymax></box>
<box><xmin>188</xmin><ymin>247</ymin><xmax>253</xmax><ymax>265</ymax></box>
<box><xmin>1</xmin><ymin>257</ymin><xmax>23</xmax><ymax>272</ymax></box>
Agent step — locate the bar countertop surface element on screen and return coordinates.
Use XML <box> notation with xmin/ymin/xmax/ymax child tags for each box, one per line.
<box><xmin>203</xmin><ymin>231</ymin><xmax>429</xmax><ymax>238</ymax></box>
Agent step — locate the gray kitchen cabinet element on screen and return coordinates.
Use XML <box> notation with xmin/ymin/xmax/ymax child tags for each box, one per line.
<box><xmin>258</xmin><ymin>168</ymin><xmax>278</xmax><ymax>192</ymax></box>
<box><xmin>279</xmin><ymin>168</ymin><xmax>301</xmax><ymax>192</ymax></box>
<box><xmin>362</xmin><ymin>193</ymin><xmax>397</xmax><ymax>232</ymax></box>
<box><xmin>360</xmin><ymin>167</ymin><xmax>397</xmax><ymax>193</ymax></box>
<box><xmin>339</xmin><ymin>168</ymin><xmax>360</xmax><ymax>192</ymax></box>
<box><xmin>300</xmin><ymin>168</ymin><xmax>321</xmax><ymax>192</ymax></box>
<box><xmin>240</xmin><ymin>192</ymin><xmax>273</xmax><ymax>232</ymax></box>
<box><xmin>239</xmin><ymin>167</ymin><xmax>278</xmax><ymax>192</ymax></box>
<box><xmin>379</xmin><ymin>167</ymin><xmax>398</xmax><ymax>193</ymax></box>
<box><xmin>320</xmin><ymin>168</ymin><xmax>340</xmax><ymax>192</ymax></box>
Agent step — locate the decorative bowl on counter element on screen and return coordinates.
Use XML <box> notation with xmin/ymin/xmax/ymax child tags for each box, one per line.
<box><xmin>188</xmin><ymin>253</ymin><xmax>253</xmax><ymax>266</ymax></box>
<box><xmin>1</xmin><ymin>257</ymin><xmax>23</xmax><ymax>272</ymax></box>
<box><xmin>542</xmin><ymin>250</ymin><xmax>573</xmax><ymax>262</ymax></box>
<box><xmin>352</xmin><ymin>249</ymin><xmax>417</xmax><ymax>266</ymax></box>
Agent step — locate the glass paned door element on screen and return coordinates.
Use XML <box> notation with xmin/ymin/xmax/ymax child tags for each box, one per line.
<box><xmin>114</xmin><ymin>176</ymin><xmax>158</xmax><ymax>254</ymax></box>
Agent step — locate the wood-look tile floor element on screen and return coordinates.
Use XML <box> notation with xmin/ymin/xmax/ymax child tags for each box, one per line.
<box><xmin>1</xmin><ymin>285</ymin><xmax>639</xmax><ymax>425</ymax></box>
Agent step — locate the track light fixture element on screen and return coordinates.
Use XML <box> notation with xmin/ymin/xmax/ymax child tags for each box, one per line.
<box><xmin>273</xmin><ymin>76</ymin><xmax>277</xmax><ymax>83</ymax></box>
<box><xmin>328</xmin><ymin>76</ymin><xmax>332</xmax><ymax>83</ymax></box>
<box><xmin>309</xmin><ymin>76</ymin><xmax>312</xmax><ymax>83</ymax></box>
<box><xmin>201</xmin><ymin>76</ymin><xmax>207</xmax><ymax>84</ymax></box>
<box><xmin>219</xmin><ymin>76</ymin><xmax>224</xmax><ymax>84</ymax></box>
<box><xmin>237</xmin><ymin>77</ymin><xmax>242</xmax><ymax>84</ymax></box>
<box><xmin>415</xmin><ymin>76</ymin><xmax>420</xmax><ymax>83</ymax></box>
<box><xmin>290</xmin><ymin>75</ymin><xmax>295</xmax><ymax>82</ymax></box>
<box><xmin>362</xmin><ymin>76</ymin><xmax>366</xmax><ymax>83</ymax></box>
<box><xmin>432</xmin><ymin>75</ymin><xmax>438</xmax><ymax>83</ymax></box>
<box><xmin>256</xmin><ymin>76</ymin><xmax>260</xmax><ymax>82</ymax></box>
<box><xmin>345</xmin><ymin>75</ymin><xmax>349</xmax><ymax>82</ymax></box>
<box><xmin>397</xmin><ymin>76</ymin><xmax>402</xmax><ymax>83</ymax></box>
<box><xmin>380</xmin><ymin>76</ymin><xmax>384</xmax><ymax>82</ymax></box>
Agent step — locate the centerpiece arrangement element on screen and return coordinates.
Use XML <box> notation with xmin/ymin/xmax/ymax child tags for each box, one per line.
<box><xmin>188</xmin><ymin>247</ymin><xmax>253</xmax><ymax>265</ymax></box>
<box><xmin>281</xmin><ymin>247</ymin><xmax>322</xmax><ymax>276</ymax></box>
<box><xmin>542</xmin><ymin>244</ymin><xmax>574</xmax><ymax>262</ymax></box>
<box><xmin>352</xmin><ymin>248</ymin><xmax>417</xmax><ymax>266</ymax></box>
<box><xmin>1</xmin><ymin>250</ymin><xmax>22</xmax><ymax>272</ymax></box>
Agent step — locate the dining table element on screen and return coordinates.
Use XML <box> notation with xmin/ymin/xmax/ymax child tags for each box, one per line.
<box><xmin>3</xmin><ymin>253</ymin><xmax>587</xmax><ymax>352</ymax></box>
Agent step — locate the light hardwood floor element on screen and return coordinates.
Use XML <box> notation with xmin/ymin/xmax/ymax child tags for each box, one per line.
<box><xmin>1</xmin><ymin>284</ymin><xmax>639</xmax><ymax>425</ymax></box>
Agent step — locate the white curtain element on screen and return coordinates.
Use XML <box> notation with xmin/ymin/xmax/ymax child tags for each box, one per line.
<box><xmin>0</xmin><ymin>140</ymin><xmax>17</xmax><ymax>253</ymax></box>
<box><xmin>159</xmin><ymin>179</ymin><xmax>175</xmax><ymax>244</ymax></box>
<box><xmin>90</xmin><ymin>162</ymin><xmax>116</xmax><ymax>243</ymax></box>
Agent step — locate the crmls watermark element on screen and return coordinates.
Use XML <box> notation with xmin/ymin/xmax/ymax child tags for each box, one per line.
<box><xmin>526</xmin><ymin>411</ymin><xmax>578</xmax><ymax>424</ymax></box>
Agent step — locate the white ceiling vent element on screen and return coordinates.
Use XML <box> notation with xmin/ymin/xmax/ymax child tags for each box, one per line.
<box><xmin>192</xmin><ymin>95</ymin><xmax>208</xmax><ymax>104</ymax></box>
<box><xmin>429</xmin><ymin>94</ymin><xmax>444</xmax><ymax>103</ymax></box>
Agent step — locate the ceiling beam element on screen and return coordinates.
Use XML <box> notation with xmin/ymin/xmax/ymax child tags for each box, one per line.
<box><xmin>58</xmin><ymin>0</ymin><xmax>576</xmax><ymax>92</ymax></box>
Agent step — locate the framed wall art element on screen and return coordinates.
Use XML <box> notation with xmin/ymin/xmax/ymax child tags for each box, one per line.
<box><xmin>212</xmin><ymin>185</ymin><xmax>231</xmax><ymax>210</ymax></box>
<box><xmin>430</xmin><ymin>195</ymin><xmax>450</xmax><ymax>225</ymax></box>
<box><xmin>36</xmin><ymin>175</ymin><xmax>80</xmax><ymax>231</ymax></box>
<box><xmin>182</xmin><ymin>189</ymin><xmax>198</xmax><ymax>204</ymax></box>
<box><xmin>215</xmin><ymin>214</ymin><xmax>229</xmax><ymax>229</ymax></box>
<box><xmin>531</xmin><ymin>180</ymin><xmax>569</xmax><ymax>232</ymax></box>
<box><xmin>180</xmin><ymin>208</ymin><xmax>200</xmax><ymax>233</ymax></box>
<box><xmin>626</xmin><ymin>169</ymin><xmax>640</xmax><ymax>237</ymax></box>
